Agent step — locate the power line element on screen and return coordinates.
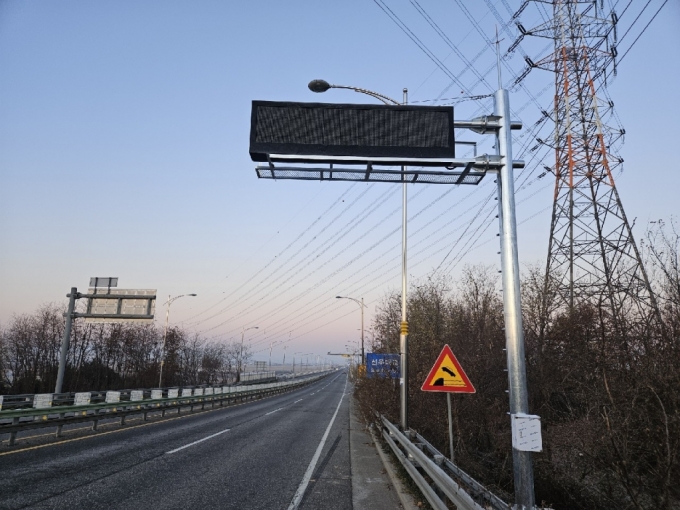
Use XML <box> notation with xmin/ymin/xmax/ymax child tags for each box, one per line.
<box><xmin>618</xmin><ymin>0</ymin><xmax>669</xmax><ymax>64</ymax></box>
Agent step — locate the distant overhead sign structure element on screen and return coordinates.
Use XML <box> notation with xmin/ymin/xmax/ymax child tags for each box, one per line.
<box><xmin>83</xmin><ymin>288</ymin><xmax>156</xmax><ymax>324</ymax></box>
<box><xmin>421</xmin><ymin>344</ymin><xmax>475</xmax><ymax>393</ymax></box>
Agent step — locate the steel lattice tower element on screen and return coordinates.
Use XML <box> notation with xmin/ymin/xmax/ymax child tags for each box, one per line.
<box><xmin>522</xmin><ymin>0</ymin><xmax>662</xmax><ymax>328</ymax></box>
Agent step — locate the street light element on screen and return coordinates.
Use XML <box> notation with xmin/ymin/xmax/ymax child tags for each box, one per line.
<box><xmin>336</xmin><ymin>296</ymin><xmax>367</xmax><ymax>365</ymax></box>
<box><xmin>293</xmin><ymin>351</ymin><xmax>304</xmax><ymax>374</ymax></box>
<box><xmin>159</xmin><ymin>293</ymin><xmax>197</xmax><ymax>388</ymax></box>
<box><xmin>269</xmin><ymin>340</ymin><xmax>280</xmax><ymax>370</ymax></box>
<box><xmin>239</xmin><ymin>326</ymin><xmax>259</xmax><ymax>382</ymax></box>
<box><xmin>302</xmin><ymin>352</ymin><xmax>313</xmax><ymax>373</ymax></box>
<box><xmin>312</xmin><ymin>79</ymin><xmax>410</xmax><ymax>431</ymax></box>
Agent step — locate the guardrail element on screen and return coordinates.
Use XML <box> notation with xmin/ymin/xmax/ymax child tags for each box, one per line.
<box><xmin>378</xmin><ymin>414</ymin><xmax>510</xmax><ymax>510</ymax></box>
<box><xmin>0</xmin><ymin>371</ymin><xmax>335</xmax><ymax>446</ymax></box>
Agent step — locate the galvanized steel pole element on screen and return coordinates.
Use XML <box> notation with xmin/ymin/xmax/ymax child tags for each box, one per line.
<box><xmin>55</xmin><ymin>287</ymin><xmax>78</xmax><ymax>394</ymax></box>
<box><xmin>495</xmin><ymin>88</ymin><xmax>535</xmax><ymax>509</ymax></box>
<box><xmin>309</xmin><ymin>80</ymin><xmax>411</xmax><ymax>431</ymax></box>
<box><xmin>360</xmin><ymin>297</ymin><xmax>365</xmax><ymax>365</ymax></box>
<box><xmin>159</xmin><ymin>294</ymin><xmax>171</xmax><ymax>388</ymax></box>
<box><xmin>400</xmin><ymin>87</ymin><xmax>409</xmax><ymax>432</ymax></box>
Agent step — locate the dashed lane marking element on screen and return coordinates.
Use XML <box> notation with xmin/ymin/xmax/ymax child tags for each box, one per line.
<box><xmin>165</xmin><ymin>428</ymin><xmax>230</xmax><ymax>454</ymax></box>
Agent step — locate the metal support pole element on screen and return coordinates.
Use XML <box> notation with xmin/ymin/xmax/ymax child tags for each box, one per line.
<box><xmin>447</xmin><ymin>393</ymin><xmax>454</xmax><ymax>463</ymax></box>
<box><xmin>495</xmin><ymin>88</ymin><xmax>535</xmax><ymax>509</ymax></box>
<box><xmin>360</xmin><ymin>297</ymin><xmax>365</xmax><ymax>365</ymax></box>
<box><xmin>400</xmin><ymin>87</ymin><xmax>409</xmax><ymax>432</ymax></box>
<box><xmin>55</xmin><ymin>287</ymin><xmax>77</xmax><ymax>394</ymax></box>
<box><xmin>159</xmin><ymin>294</ymin><xmax>171</xmax><ymax>388</ymax></box>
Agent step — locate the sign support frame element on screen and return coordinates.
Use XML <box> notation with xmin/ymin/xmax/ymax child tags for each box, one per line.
<box><xmin>55</xmin><ymin>285</ymin><xmax>156</xmax><ymax>394</ymax></box>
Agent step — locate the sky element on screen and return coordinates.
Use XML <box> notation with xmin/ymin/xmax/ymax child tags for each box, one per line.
<box><xmin>1</xmin><ymin>0</ymin><xmax>678</xmax><ymax>364</ymax></box>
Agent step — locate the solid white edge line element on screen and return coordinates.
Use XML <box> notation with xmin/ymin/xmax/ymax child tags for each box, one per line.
<box><xmin>287</xmin><ymin>374</ymin><xmax>348</xmax><ymax>510</ymax></box>
<box><xmin>165</xmin><ymin>428</ymin><xmax>231</xmax><ymax>454</ymax></box>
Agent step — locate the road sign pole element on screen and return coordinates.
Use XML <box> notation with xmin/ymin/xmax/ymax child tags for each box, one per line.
<box><xmin>447</xmin><ymin>393</ymin><xmax>454</xmax><ymax>463</ymax></box>
<box><xmin>495</xmin><ymin>88</ymin><xmax>535</xmax><ymax>509</ymax></box>
<box><xmin>55</xmin><ymin>287</ymin><xmax>78</xmax><ymax>394</ymax></box>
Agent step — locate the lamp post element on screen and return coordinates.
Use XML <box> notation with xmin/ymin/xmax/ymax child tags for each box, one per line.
<box><xmin>312</xmin><ymin>79</ymin><xmax>410</xmax><ymax>431</ymax></box>
<box><xmin>336</xmin><ymin>296</ymin><xmax>366</xmax><ymax>365</ymax></box>
<box><xmin>159</xmin><ymin>293</ymin><xmax>197</xmax><ymax>388</ymax></box>
<box><xmin>239</xmin><ymin>326</ymin><xmax>259</xmax><ymax>382</ymax></box>
<box><xmin>301</xmin><ymin>352</ymin><xmax>313</xmax><ymax>373</ymax></box>
<box><xmin>293</xmin><ymin>351</ymin><xmax>304</xmax><ymax>375</ymax></box>
<box><xmin>269</xmin><ymin>340</ymin><xmax>280</xmax><ymax>370</ymax></box>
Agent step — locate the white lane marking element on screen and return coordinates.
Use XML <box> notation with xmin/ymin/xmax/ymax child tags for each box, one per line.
<box><xmin>294</xmin><ymin>399</ymin><xmax>304</xmax><ymax>404</ymax></box>
<box><xmin>265</xmin><ymin>407</ymin><xmax>284</xmax><ymax>416</ymax></box>
<box><xmin>287</xmin><ymin>375</ymin><xmax>348</xmax><ymax>510</ymax></box>
<box><xmin>166</xmin><ymin>428</ymin><xmax>230</xmax><ymax>454</ymax></box>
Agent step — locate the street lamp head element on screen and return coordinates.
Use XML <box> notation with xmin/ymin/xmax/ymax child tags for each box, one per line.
<box><xmin>188</xmin><ymin>294</ymin><xmax>197</xmax><ymax>296</ymax></box>
<box><xmin>335</xmin><ymin>295</ymin><xmax>343</xmax><ymax>299</ymax></box>
<box><xmin>309</xmin><ymin>79</ymin><xmax>331</xmax><ymax>93</ymax></box>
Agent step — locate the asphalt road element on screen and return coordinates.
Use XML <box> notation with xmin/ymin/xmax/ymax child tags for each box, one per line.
<box><xmin>0</xmin><ymin>372</ymin><xmax>352</xmax><ymax>510</ymax></box>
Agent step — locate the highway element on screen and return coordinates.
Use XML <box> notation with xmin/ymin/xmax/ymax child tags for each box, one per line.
<box><xmin>0</xmin><ymin>372</ymin><xmax>352</xmax><ymax>510</ymax></box>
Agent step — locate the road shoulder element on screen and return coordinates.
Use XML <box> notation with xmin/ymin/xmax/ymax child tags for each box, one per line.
<box><xmin>349</xmin><ymin>393</ymin><xmax>417</xmax><ymax>510</ymax></box>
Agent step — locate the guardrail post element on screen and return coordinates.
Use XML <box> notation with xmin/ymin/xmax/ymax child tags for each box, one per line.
<box><xmin>9</xmin><ymin>417</ymin><xmax>19</xmax><ymax>446</ymax></box>
<box><xmin>56</xmin><ymin>413</ymin><xmax>65</xmax><ymax>437</ymax></box>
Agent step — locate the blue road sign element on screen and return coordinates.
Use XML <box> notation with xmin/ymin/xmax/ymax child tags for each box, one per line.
<box><xmin>366</xmin><ymin>353</ymin><xmax>400</xmax><ymax>378</ymax></box>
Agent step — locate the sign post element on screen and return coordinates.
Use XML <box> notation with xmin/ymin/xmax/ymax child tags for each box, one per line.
<box><xmin>55</xmin><ymin>279</ymin><xmax>156</xmax><ymax>393</ymax></box>
<box><xmin>421</xmin><ymin>344</ymin><xmax>475</xmax><ymax>463</ymax></box>
<box><xmin>249</xmin><ymin>86</ymin><xmax>535</xmax><ymax>505</ymax></box>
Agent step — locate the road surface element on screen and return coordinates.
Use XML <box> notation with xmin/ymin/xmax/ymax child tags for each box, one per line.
<box><xmin>0</xmin><ymin>372</ymin><xmax>352</xmax><ymax>509</ymax></box>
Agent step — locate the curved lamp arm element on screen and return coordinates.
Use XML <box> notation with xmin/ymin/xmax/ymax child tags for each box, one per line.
<box><xmin>308</xmin><ymin>79</ymin><xmax>400</xmax><ymax>105</ymax></box>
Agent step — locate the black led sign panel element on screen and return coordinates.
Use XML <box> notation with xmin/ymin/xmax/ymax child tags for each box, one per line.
<box><xmin>250</xmin><ymin>101</ymin><xmax>455</xmax><ymax>165</ymax></box>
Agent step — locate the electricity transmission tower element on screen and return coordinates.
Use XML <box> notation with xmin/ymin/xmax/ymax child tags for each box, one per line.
<box><xmin>516</xmin><ymin>0</ymin><xmax>662</xmax><ymax>330</ymax></box>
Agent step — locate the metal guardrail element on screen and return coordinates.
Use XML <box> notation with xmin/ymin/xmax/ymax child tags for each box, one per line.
<box><xmin>0</xmin><ymin>371</ymin><xmax>334</xmax><ymax>446</ymax></box>
<box><xmin>379</xmin><ymin>414</ymin><xmax>511</xmax><ymax>510</ymax></box>
<box><xmin>0</xmin><ymin>369</ymin><xmax>329</xmax><ymax>411</ymax></box>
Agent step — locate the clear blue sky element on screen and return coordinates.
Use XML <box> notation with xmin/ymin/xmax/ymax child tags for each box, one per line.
<box><xmin>1</xmin><ymin>0</ymin><xmax>678</xmax><ymax>362</ymax></box>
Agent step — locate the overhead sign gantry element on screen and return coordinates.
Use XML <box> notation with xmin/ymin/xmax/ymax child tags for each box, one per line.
<box><xmin>250</xmin><ymin>100</ymin><xmax>521</xmax><ymax>184</ymax></box>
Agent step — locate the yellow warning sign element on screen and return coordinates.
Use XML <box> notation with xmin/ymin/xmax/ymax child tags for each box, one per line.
<box><xmin>421</xmin><ymin>344</ymin><xmax>475</xmax><ymax>393</ymax></box>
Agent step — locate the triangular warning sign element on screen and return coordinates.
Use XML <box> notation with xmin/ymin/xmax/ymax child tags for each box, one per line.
<box><xmin>421</xmin><ymin>344</ymin><xmax>475</xmax><ymax>393</ymax></box>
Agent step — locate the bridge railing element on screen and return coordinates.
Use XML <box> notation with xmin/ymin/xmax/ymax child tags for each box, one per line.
<box><xmin>0</xmin><ymin>370</ymin><xmax>335</xmax><ymax>446</ymax></box>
